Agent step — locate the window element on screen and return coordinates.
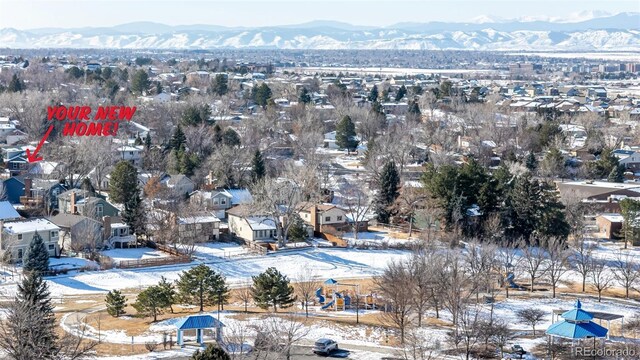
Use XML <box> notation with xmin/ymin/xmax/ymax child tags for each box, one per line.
<box><xmin>17</xmin><ymin>249</ymin><xmax>22</xmax><ymax>259</ymax></box>
<box><xmin>325</xmin><ymin>216</ymin><xmax>331</xmax><ymax>222</ymax></box>
<box><xmin>96</xmin><ymin>204</ymin><xmax>103</xmax><ymax>217</ymax></box>
<box><xmin>129</xmin><ymin>151</ymin><xmax>134</xmax><ymax>156</ymax></box>
<box><xmin>337</xmin><ymin>216</ymin><xmax>343</xmax><ymax>221</ymax></box>
<box><xmin>305</xmin><ymin>214</ymin><xmax>308</xmax><ymax>218</ymax></box>
<box><xmin>11</xmin><ymin>162</ymin><xmax>19</xmax><ymax>170</ymax></box>
<box><xmin>213</xmin><ymin>199</ymin><xmax>219</xmax><ymax>205</ymax></box>
<box><xmin>17</xmin><ymin>234</ymin><xmax>22</xmax><ymax>240</ymax></box>
<box><xmin>220</xmin><ymin>199</ymin><xmax>226</xmax><ymax>205</ymax></box>
<box><xmin>51</xmin><ymin>231</ymin><xmax>58</xmax><ymax>238</ymax></box>
<box><xmin>48</xmin><ymin>244</ymin><xmax>54</xmax><ymax>250</ymax></box>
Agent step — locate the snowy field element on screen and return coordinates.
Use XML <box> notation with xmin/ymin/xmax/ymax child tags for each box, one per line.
<box><xmin>41</xmin><ymin>247</ymin><xmax>410</xmax><ymax>296</ymax></box>
<box><xmin>191</xmin><ymin>242</ymin><xmax>251</xmax><ymax>261</ymax></box>
<box><xmin>342</xmin><ymin>230</ymin><xmax>416</xmax><ymax>247</ymax></box>
<box><xmin>101</xmin><ymin>248</ymin><xmax>170</xmax><ymax>262</ymax></box>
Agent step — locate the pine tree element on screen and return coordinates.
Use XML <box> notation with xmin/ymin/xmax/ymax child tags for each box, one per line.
<box><xmin>212</xmin><ymin>74</ymin><xmax>228</xmax><ymax>96</ymax></box>
<box><xmin>158</xmin><ymin>276</ymin><xmax>177</xmax><ymax>313</ymax></box>
<box><xmin>181</xmin><ymin>104</ymin><xmax>210</xmax><ymax>126</ymax></box>
<box><xmin>5</xmin><ymin>271</ymin><xmax>59</xmax><ymax>358</ymax></box>
<box><xmin>395</xmin><ymin>85</ymin><xmax>407</xmax><ymax>101</ymax></box>
<box><xmin>170</xmin><ymin>125</ymin><xmax>186</xmax><ymax>149</ymax></box>
<box><xmin>608</xmin><ymin>164</ymin><xmax>625</xmax><ymax>183</ymax></box>
<box><xmin>176</xmin><ymin>264</ymin><xmax>229</xmax><ymax>312</ymax></box>
<box><xmin>251</xmin><ymin>149</ymin><xmax>266</xmax><ymax>182</ymax></box>
<box><xmin>525</xmin><ymin>152</ymin><xmax>538</xmax><ymax>171</ymax></box>
<box><xmin>191</xmin><ymin>344</ymin><xmax>231</xmax><ymax>360</ymax></box>
<box><xmin>105</xmin><ymin>290</ymin><xmax>127</xmax><ymax>317</ymax></box>
<box><xmin>368</xmin><ymin>85</ymin><xmax>379</xmax><ymax>102</ymax></box>
<box><xmin>251</xmin><ymin>267</ymin><xmax>296</xmax><ymax>312</ymax></box>
<box><xmin>375</xmin><ymin>161</ymin><xmax>400</xmax><ymax>224</ymax></box>
<box><xmin>144</xmin><ymin>132</ymin><xmax>152</xmax><ymax>150</ymax></box>
<box><xmin>222</xmin><ymin>128</ymin><xmax>241</xmax><ymax>147</ymax></box>
<box><xmin>8</xmin><ymin>74</ymin><xmax>24</xmax><ymax>93</ymax></box>
<box><xmin>109</xmin><ymin>160</ymin><xmax>139</xmax><ymax>204</ymax></box>
<box><xmin>134</xmin><ymin>135</ymin><xmax>143</xmax><ymax>146</ymax></box>
<box><xmin>23</xmin><ymin>231</ymin><xmax>49</xmax><ymax>274</ymax></box>
<box><xmin>133</xmin><ymin>285</ymin><xmax>170</xmax><ymax>322</ymax></box>
<box><xmin>81</xmin><ymin>177</ymin><xmax>96</xmax><ymax>195</ymax></box>
<box><xmin>253</xmin><ymin>83</ymin><xmax>272</xmax><ymax>108</ymax></box>
<box><xmin>298</xmin><ymin>87</ymin><xmax>311</xmax><ymax>104</ymax></box>
<box><xmin>287</xmin><ymin>216</ymin><xmax>308</xmax><ymax>242</ymax></box>
<box><xmin>335</xmin><ymin>115</ymin><xmax>359</xmax><ymax>153</ymax></box>
<box><xmin>131</xmin><ymin>69</ymin><xmax>150</xmax><ymax>95</ymax></box>
<box><xmin>122</xmin><ymin>191</ymin><xmax>144</xmax><ymax>237</ymax></box>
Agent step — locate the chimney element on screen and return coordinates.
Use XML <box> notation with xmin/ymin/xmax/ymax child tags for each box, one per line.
<box><xmin>309</xmin><ymin>205</ymin><xmax>318</xmax><ymax>233</ymax></box>
<box><xmin>103</xmin><ymin>216</ymin><xmax>112</xmax><ymax>240</ymax></box>
<box><xmin>24</xmin><ymin>178</ymin><xmax>32</xmax><ymax>198</ymax></box>
<box><xmin>70</xmin><ymin>191</ymin><xmax>76</xmax><ymax>214</ymax></box>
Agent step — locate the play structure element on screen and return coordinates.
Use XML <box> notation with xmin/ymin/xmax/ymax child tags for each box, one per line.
<box><xmin>315</xmin><ymin>278</ymin><xmax>377</xmax><ymax>311</ymax></box>
<box><xmin>506</xmin><ymin>272</ymin><xmax>525</xmax><ymax>290</ymax></box>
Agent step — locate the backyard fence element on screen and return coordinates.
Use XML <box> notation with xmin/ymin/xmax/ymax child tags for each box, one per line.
<box><xmin>115</xmin><ymin>255</ymin><xmax>191</xmax><ymax>269</ymax></box>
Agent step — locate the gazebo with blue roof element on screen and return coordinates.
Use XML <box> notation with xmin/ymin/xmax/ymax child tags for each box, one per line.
<box><xmin>175</xmin><ymin>315</ymin><xmax>224</xmax><ymax>347</ymax></box>
<box><xmin>546</xmin><ymin>300</ymin><xmax>608</xmax><ymax>346</ymax></box>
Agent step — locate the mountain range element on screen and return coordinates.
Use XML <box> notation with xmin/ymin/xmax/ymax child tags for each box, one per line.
<box><xmin>1</xmin><ymin>12</ymin><xmax>638</xmax><ymax>51</ymax></box>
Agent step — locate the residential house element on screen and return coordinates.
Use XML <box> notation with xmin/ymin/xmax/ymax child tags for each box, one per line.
<box><xmin>57</xmin><ymin>189</ymin><xmax>120</xmax><ymax>218</ymax></box>
<box><xmin>0</xmin><ymin>218</ymin><xmax>61</xmax><ymax>260</ymax></box>
<box><xmin>49</xmin><ymin>213</ymin><xmax>103</xmax><ymax>253</ymax></box>
<box><xmin>3</xmin><ymin>146</ymin><xmax>29</xmax><ymax>176</ymax></box>
<box><xmin>299</xmin><ymin>202</ymin><xmax>368</xmax><ymax>236</ymax></box>
<box><xmin>161</xmin><ymin>174</ymin><xmax>195</xmax><ymax>197</ymax></box>
<box><xmin>227</xmin><ymin>206</ymin><xmax>276</xmax><ymax>243</ymax></box>
<box><xmin>0</xmin><ymin>201</ymin><xmax>21</xmax><ymax>221</ymax></box>
<box><xmin>1</xmin><ymin>176</ymin><xmax>25</xmax><ymax>204</ymax></box>
<box><xmin>618</xmin><ymin>151</ymin><xmax>640</xmax><ymax>172</ymax></box>
<box><xmin>103</xmin><ymin>215</ymin><xmax>133</xmax><ymax>248</ymax></box>
<box><xmin>595</xmin><ymin>214</ymin><xmax>623</xmax><ymax>240</ymax></box>
<box><xmin>116</xmin><ymin>145</ymin><xmax>144</xmax><ymax>166</ymax></box>
<box><xmin>178</xmin><ymin>212</ymin><xmax>220</xmax><ymax>243</ymax></box>
<box><xmin>189</xmin><ymin>189</ymin><xmax>233</xmax><ymax>219</ymax></box>
<box><xmin>5</xmin><ymin>129</ymin><xmax>28</xmax><ymax>145</ymax></box>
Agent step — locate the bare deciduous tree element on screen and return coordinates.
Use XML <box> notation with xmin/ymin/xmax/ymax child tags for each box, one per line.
<box><xmin>294</xmin><ymin>265</ymin><xmax>321</xmax><ymax>318</ymax></box>
<box><xmin>611</xmin><ymin>251</ymin><xmax>640</xmax><ymax>299</ymax></box>
<box><xmin>517</xmin><ymin>308</ymin><xmax>545</xmax><ymax>336</ymax></box>
<box><xmin>590</xmin><ymin>259</ymin><xmax>614</xmax><ymax>302</ymax></box>
<box><xmin>375</xmin><ymin>259</ymin><xmax>414</xmax><ymax>343</ymax></box>
<box><xmin>518</xmin><ymin>240</ymin><xmax>548</xmax><ymax>293</ymax></box>
<box><xmin>544</xmin><ymin>237</ymin><xmax>570</xmax><ymax>298</ymax></box>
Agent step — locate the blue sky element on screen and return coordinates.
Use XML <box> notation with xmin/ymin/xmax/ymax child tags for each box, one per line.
<box><xmin>0</xmin><ymin>0</ymin><xmax>638</xmax><ymax>29</ymax></box>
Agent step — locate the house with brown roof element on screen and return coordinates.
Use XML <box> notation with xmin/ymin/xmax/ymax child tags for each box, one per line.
<box><xmin>298</xmin><ymin>202</ymin><xmax>368</xmax><ymax>236</ymax></box>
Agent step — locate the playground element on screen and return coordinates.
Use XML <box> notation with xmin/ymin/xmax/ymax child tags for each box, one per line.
<box><xmin>315</xmin><ymin>278</ymin><xmax>378</xmax><ymax>312</ymax></box>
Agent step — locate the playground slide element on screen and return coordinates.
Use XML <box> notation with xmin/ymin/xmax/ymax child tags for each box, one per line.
<box><xmin>506</xmin><ymin>273</ymin><xmax>523</xmax><ymax>289</ymax></box>
<box><xmin>316</xmin><ymin>288</ymin><xmax>325</xmax><ymax>304</ymax></box>
<box><xmin>321</xmin><ymin>300</ymin><xmax>335</xmax><ymax>310</ymax></box>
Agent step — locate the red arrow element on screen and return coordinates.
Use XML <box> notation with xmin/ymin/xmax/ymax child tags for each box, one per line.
<box><xmin>26</xmin><ymin>125</ymin><xmax>54</xmax><ymax>163</ymax></box>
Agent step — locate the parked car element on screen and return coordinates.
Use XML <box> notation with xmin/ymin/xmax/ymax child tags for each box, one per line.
<box><xmin>313</xmin><ymin>338</ymin><xmax>338</xmax><ymax>355</ymax></box>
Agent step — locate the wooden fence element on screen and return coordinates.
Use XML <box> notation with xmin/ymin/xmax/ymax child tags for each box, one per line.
<box><xmin>116</xmin><ymin>255</ymin><xmax>191</xmax><ymax>269</ymax></box>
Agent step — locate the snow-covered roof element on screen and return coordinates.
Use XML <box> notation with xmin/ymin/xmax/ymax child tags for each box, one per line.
<box><xmin>178</xmin><ymin>214</ymin><xmax>220</xmax><ymax>224</ymax></box>
<box><xmin>0</xmin><ymin>201</ymin><xmax>21</xmax><ymax>221</ymax></box>
<box><xmin>225</xmin><ymin>189</ymin><xmax>253</xmax><ymax>205</ymax></box>
<box><xmin>3</xmin><ymin>218</ymin><xmax>60</xmax><ymax>234</ymax></box>
<box><xmin>599</xmin><ymin>213</ymin><xmax>623</xmax><ymax>223</ymax></box>
<box><xmin>246</xmin><ymin>216</ymin><xmax>276</xmax><ymax>231</ymax></box>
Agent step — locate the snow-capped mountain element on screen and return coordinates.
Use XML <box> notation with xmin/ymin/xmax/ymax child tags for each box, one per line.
<box><xmin>0</xmin><ymin>13</ymin><xmax>638</xmax><ymax>50</ymax></box>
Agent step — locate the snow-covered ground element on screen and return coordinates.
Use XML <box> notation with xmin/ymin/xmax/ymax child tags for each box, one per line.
<box><xmin>42</xmin><ymin>247</ymin><xmax>410</xmax><ymax>296</ymax></box>
<box><xmin>49</xmin><ymin>257</ymin><xmax>98</xmax><ymax>271</ymax></box>
<box><xmin>191</xmin><ymin>242</ymin><xmax>251</xmax><ymax>261</ymax></box>
<box><xmin>101</xmin><ymin>248</ymin><xmax>170</xmax><ymax>262</ymax></box>
<box><xmin>342</xmin><ymin>230</ymin><xmax>416</xmax><ymax>247</ymax></box>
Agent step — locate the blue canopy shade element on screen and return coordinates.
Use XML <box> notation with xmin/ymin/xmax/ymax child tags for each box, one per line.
<box><xmin>324</xmin><ymin>278</ymin><xmax>339</xmax><ymax>285</ymax></box>
<box><xmin>561</xmin><ymin>300</ymin><xmax>594</xmax><ymax>322</ymax></box>
<box><xmin>546</xmin><ymin>320</ymin><xmax>608</xmax><ymax>339</ymax></box>
<box><xmin>174</xmin><ymin>315</ymin><xmax>224</xmax><ymax>330</ymax></box>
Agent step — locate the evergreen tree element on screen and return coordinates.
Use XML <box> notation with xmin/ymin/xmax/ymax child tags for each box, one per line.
<box><xmin>122</xmin><ymin>191</ymin><xmax>144</xmax><ymax>237</ymax></box>
<box><xmin>298</xmin><ymin>87</ymin><xmax>311</xmax><ymax>104</ymax></box>
<box><xmin>144</xmin><ymin>132</ymin><xmax>152</xmax><ymax>150</ymax></box>
<box><xmin>368</xmin><ymin>85</ymin><xmax>379</xmax><ymax>102</ymax></box>
<box><xmin>109</xmin><ymin>160</ymin><xmax>139</xmax><ymax>204</ymax></box>
<box><xmin>170</xmin><ymin>125</ymin><xmax>186</xmax><ymax>150</ymax></box>
<box><xmin>134</xmin><ymin>135</ymin><xmax>143</xmax><ymax>146</ymax></box>
<box><xmin>176</xmin><ymin>264</ymin><xmax>229</xmax><ymax>312</ymax></box>
<box><xmin>251</xmin><ymin>149</ymin><xmax>266</xmax><ymax>182</ymax></box>
<box><xmin>375</xmin><ymin>161</ymin><xmax>400</xmax><ymax>224</ymax></box>
<box><xmin>252</xmin><ymin>83</ymin><xmax>272</xmax><ymax>108</ymax></box>
<box><xmin>608</xmin><ymin>164</ymin><xmax>625</xmax><ymax>183</ymax></box>
<box><xmin>407</xmin><ymin>100</ymin><xmax>421</xmax><ymax>121</ymax></box>
<box><xmin>620</xmin><ymin>198</ymin><xmax>640</xmax><ymax>249</ymax></box>
<box><xmin>395</xmin><ymin>85</ymin><xmax>407</xmax><ymax>101</ymax></box>
<box><xmin>133</xmin><ymin>285</ymin><xmax>170</xmax><ymax>322</ymax></box>
<box><xmin>80</xmin><ymin>177</ymin><xmax>95</xmax><ymax>195</ymax></box>
<box><xmin>158</xmin><ymin>276</ymin><xmax>177</xmax><ymax>313</ymax></box>
<box><xmin>181</xmin><ymin>104</ymin><xmax>211</xmax><ymax>126</ymax></box>
<box><xmin>8</xmin><ymin>74</ymin><xmax>24</xmax><ymax>93</ymax></box>
<box><xmin>191</xmin><ymin>344</ymin><xmax>230</xmax><ymax>360</ymax></box>
<box><xmin>251</xmin><ymin>267</ymin><xmax>296</xmax><ymax>312</ymax></box>
<box><xmin>222</xmin><ymin>128</ymin><xmax>241</xmax><ymax>147</ymax></box>
<box><xmin>525</xmin><ymin>152</ymin><xmax>538</xmax><ymax>171</ymax></box>
<box><xmin>105</xmin><ymin>290</ymin><xmax>127</xmax><ymax>317</ymax></box>
<box><xmin>5</xmin><ymin>271</ymin><xmax>58</xmax><ymax>358</ymax></box>
<box><xmin>335</xmin><ymin>115</ymin><xmax>359</xmax><ymax>153</ymax></box>
<box><xmin>131</xmin><ymin>69</ymin><xmax>150</xmax><ymax>95</ymax></box>
<box><xmin>65</xmin><ymin>66</ymin><xmax>84</xmax><ymax>79</ymax></box>
<box><xmin>212</xmin><ymin>74</ymin><xmax>228</xmax><ymax>96</ymax></box>
<box><xmin>287</xmin><ymin>216</ymin><xmax>308</xmax><ymax>242</ymax></box>
<box><xmin>23</xmin><ymin>231</ymin><xmax>49</xmax><ymax>274</ymax></box>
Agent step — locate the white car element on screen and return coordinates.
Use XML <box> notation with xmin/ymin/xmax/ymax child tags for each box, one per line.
<box><xmin>313</xmin><ymin>338</ymin><xmax>338</xmax><ymax>355</ymax></box>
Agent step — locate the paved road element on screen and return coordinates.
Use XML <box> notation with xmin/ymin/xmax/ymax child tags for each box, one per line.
<box><xmin>172</xmin><ymin>344</ymin><xmax>396</xmax><ymax>359</ymax></box>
